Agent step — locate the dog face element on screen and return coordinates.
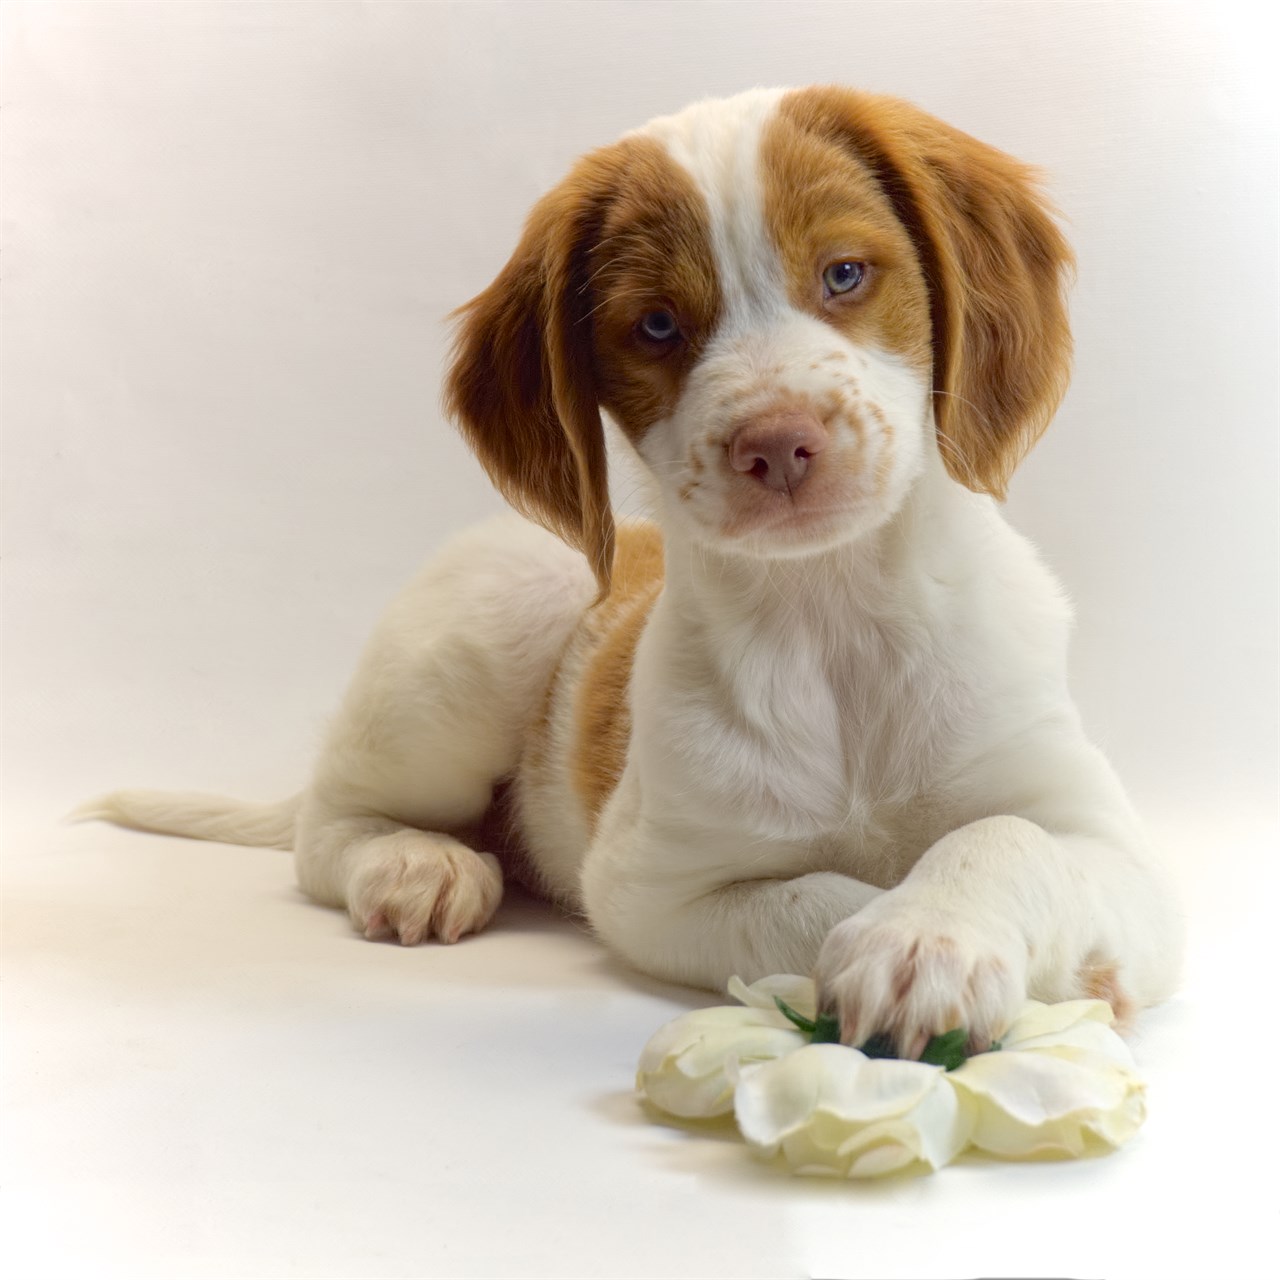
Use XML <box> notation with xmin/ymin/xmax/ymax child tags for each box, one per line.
<box><xmin>446</xmin><ymin>87</ymin><xmax>1074</xmax><ymax>588</ymax></box>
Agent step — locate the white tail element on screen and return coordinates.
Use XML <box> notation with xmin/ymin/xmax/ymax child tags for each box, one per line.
<box><xmin>70</xmin><ymin>789</ymin><xmax>298</xmax><ymax>850</ymax></box>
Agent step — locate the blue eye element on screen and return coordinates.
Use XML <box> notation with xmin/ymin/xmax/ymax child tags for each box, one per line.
<box><xmin>638</xmin><ymin>310</ymin><xmax>681</xmax><ymax>343</ymax></box>
<box><xmin>822</xmin><ymin>260</ymin><xmax>865</xmax><ymax>296</ymax></box>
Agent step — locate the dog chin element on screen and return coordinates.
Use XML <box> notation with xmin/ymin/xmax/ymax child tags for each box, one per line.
<box><xmin>707</xmin><ymin>497</ymin><xmax>899</xmax><ymax>559</ymax></box>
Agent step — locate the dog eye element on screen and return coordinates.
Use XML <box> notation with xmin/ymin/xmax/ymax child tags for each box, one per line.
<box><xmin>637</xmin><ymin>310</ymin><xmax>681</xmax><ymax>343</ymax></box>
<box><xmin>822</xmin><ymin>260</ymin><xmax>865</xmax><ymax>297</ymax></box>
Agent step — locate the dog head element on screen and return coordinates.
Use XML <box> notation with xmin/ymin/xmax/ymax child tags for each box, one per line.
<box><xmin>446</xmin><ymin>87</ymin><xmax>1073</xmax><ymax>591</ymax></box>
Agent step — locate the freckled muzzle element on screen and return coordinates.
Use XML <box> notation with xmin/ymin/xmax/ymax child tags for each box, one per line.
<box><xmin>727</xmin><ymin>410</ymin><xmax>829</xmax><ymax>494</ymax></box>
<box><xmin>656</xmin><ymin>317</ymin><xmax>929</xmax><ymax>554</ymax></box>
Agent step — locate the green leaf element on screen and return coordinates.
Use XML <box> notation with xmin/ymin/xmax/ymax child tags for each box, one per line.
<box><xmin>773</xmin><ymin>998</ymin><xmax>1002</xmax><ymax>1068</ymax></box>
<box><xmin>918</xmin><ymin>1028</ymin><xmax>969</xmax><ymax>1071</ymax></box>
<box><xmin>810</xmin><ymin>1011</ymin><xmax>842</xmax><ymax>1043</ymax></box>
<box><xmin>773</xmin><ymin>998</ymin><xmax>841</xmax><ymax>1043</ymax></box>
<box><xmin>773</xmin><ymin>997</ymin><xmax>817</xmax><ymax>1035</ymax></box>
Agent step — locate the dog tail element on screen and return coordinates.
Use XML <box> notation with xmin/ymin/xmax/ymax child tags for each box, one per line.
<box><xmin>69</xmin><ymin>789</ymin><xmax>299</xmax><ymax>850</ymax></box>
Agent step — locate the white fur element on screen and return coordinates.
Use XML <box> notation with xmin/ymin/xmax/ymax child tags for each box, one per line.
<box><xmin>84</xmin><ymin>90</ymin><xmax>1183</xmax><ymax>1048</ymax></box>
<box><xmin>578</xmin><ymin>451</ymin><xmax>1181</xmax><ymax>1045</ymax></box>
<box><xmin>636</xmin><ymin>88</ymin><xmax>788</xmax><ymax>327</ymax></box>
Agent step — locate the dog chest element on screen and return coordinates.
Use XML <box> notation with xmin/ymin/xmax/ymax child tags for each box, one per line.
<box><xmin>633</xmin><ymin>609</ymin><xmax>961</xmax><ymax>843</ymax></box>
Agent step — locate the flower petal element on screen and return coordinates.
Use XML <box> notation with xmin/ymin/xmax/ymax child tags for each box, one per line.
<box><xmin>734</xmin><ymin>1044</ymin><xmax>971</xmax><ymax>1178</ymax></box>
<box><xmin>727</xmin><ymin>973</ymin><xmax>818</xmax><ymax>1021</ymax></box>
<box><xmin>1001</xmin><ymin>999</ymin><xmax>1115</xmax><ymax>1047</ymax></box>
<box><xmin>637</xmin><ymin>1006</ymin><xmax>808</xmax><ymax>1119</ymax></box>
<box><xmin>994</xmin><ymin>998</ymin><xmax>1136</xmax><ymax>1071</ymax></box>
<box><xmin>949</xmin><ymin>1049</ymin><xmax>1146</xmax><ymax>1158</ymax></box>
<box><xmin>1003</xmin><ymin>1019</ymin><xmax>1138</xmax><ymax>1071</ymax></box>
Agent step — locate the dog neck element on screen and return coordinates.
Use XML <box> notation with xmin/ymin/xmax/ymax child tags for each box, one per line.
<box><xmin>629</xmin><ymin>448</ymin><xmax>977</xmax><ymax>835</ymax></box>
<box><xmin>656</xmin><ymin>448</ymin><xmax>968</xmax><ymax>658</ymax></box>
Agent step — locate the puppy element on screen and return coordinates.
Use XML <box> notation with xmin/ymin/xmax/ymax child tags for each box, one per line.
<box><xmin>84</xmin><ymin>86</ymin><xmax>1183</xmax><ymax>1054</ymax></box>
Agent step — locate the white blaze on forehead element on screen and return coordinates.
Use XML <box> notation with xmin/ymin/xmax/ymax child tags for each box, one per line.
<box><xmin>635</xmin><ymin>88</ymin><xmax>789</xmax><ymax>328</ymax></box>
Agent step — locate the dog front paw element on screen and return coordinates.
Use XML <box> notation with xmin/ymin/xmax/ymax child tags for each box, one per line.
<box><xmin>346</xmin><ymin>831</ymin><xmax>502</xmax><ymax>945</ymax></box>
<box><xmin>814</xmin><ymin>892</ymin><xmax>1026</xmax><ymax>1058</ymax></box>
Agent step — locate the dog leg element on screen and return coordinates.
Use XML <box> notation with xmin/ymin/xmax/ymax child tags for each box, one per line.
<box><xmin>807</xmin><ymin>736</ymin><xmax>1185</xmax><ymax>1051</ymax></box>
<box><xmin>814</xmin><ymin>815</ymin><xmax>1183</xmax><ymax>1054</ymax></box>
<box><xmin>296</xmin><ymin>808</ymin><xmax>504</xmax><ymax>945</ymax></box>
<box><xmin>295</xmin><ymin>516</ymin><xmax>595</xmax><ymax>943</ymax></box>
<box><xmin>583</xmin><ymin>766</ymin><xmax>1180</xmax><ymax>1047</ymax></box>
<box><xmin>580</xmin><ymin>803</ymin><xmax>886</xmax><ymax>988</ymax></box>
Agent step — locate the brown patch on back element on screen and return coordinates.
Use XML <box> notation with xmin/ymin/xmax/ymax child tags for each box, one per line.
<box><xmin>570</xmin><ymin>522</ymin><xmax>664</xmax><ymax>827</ymax></box>
<box><xmin>768</xmin><ymin>87</ymin><xmax>1075</xmax><ymax>499</ymax></box>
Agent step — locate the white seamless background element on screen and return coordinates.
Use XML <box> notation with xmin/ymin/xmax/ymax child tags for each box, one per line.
<box><xmin>3</xmin><ymin>3</ymin><xmax>1277</xmax><ymax>1278</ymax></box>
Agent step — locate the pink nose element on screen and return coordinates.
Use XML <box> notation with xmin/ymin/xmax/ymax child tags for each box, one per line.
<box><xmin>728</xmin><ymin>411</ymin><xmax>827</xmax><ymax>492</ymax></box>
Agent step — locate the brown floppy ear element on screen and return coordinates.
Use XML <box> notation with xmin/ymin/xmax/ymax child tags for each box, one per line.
<box><xmin>789</xmin><ymin>90</ymin><xmax>1075</xmax><ymax>497</ymax></box>
<box><xmin>445</xmin><ymin>152</ymin><xmax>621</xmax><ymax>593</ymax></box>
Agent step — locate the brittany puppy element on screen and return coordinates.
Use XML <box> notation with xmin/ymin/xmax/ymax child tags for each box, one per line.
<box><xmin>86</xmin><ymin>86</ymin><xmax>1183</xmax><ymax>1055</ymax></box>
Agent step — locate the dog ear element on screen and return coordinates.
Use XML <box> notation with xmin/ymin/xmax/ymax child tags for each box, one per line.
<box><xmin>445</xmin><ymin>153</ymin><xmax>621</xmax><ymax>593</ymax></box>
<box><xmin>791</xmin><ymin>90</ymin><xmax>1075</xmax><ymax>497</ymax></box>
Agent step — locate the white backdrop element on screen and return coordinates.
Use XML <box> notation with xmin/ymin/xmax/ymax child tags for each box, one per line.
<box><xmin>4</xmin><ymin>3</ymin><xmax>1277</xmax><ymax>1278</ymax></box>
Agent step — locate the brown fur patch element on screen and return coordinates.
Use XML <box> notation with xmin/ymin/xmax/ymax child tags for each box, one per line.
<box><xmin>588</xmin><ymin>147</ymin><xmax>722</xmax><ymax>444</ymax></box>
<box><xmin>773</xmin><ymin>88</ymin><xmax>1075</xmax><ymax>498</ymax></box>
<box><xmin>760</xmin><ymin>109</ymin><xmax>934</xmax><ymax>375</ymax></box>
<box><xmin>570</xmin><ymin>522</ymin><xmax>664</xmax><ymax>827</ymax></box>
<box><xmin>445</xmin><ymin>139</ymin><xmax>715</xmax><ymax>595</ymax></box>
<box><xmin>1078</xmin><ymin>961</ymin><xmax>1136</xmax><ymax>1029</ymax></box>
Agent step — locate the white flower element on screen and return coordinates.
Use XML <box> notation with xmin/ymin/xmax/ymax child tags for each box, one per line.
<box><xmin>999</xmin><ymin>998</ymin><xmax>1137</xmax><ymax>1068</ymax></box>
<box><xmin>634</xmin><ymin>976</ymin><xmax>811</xmax><ymax>1118</ymax></box>
<box><xmin>723</xmin><ymin>973</ymin><xmax>819</xmax><ymax>1018</ymax></box>
<box><xmin>733</xmin><ymin>1045</ymin><xmax>970</xmax><ymax>1177</ymax></box>
<box><xmin>637</xmin><ymin>976</ymin><xmax>1148</xmax><ymax>1175</ymax></box>
<box><xmin>948</xmin><ymin>998</ymin><xmax>1147</xmax><ymax>1158</ymax></box>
